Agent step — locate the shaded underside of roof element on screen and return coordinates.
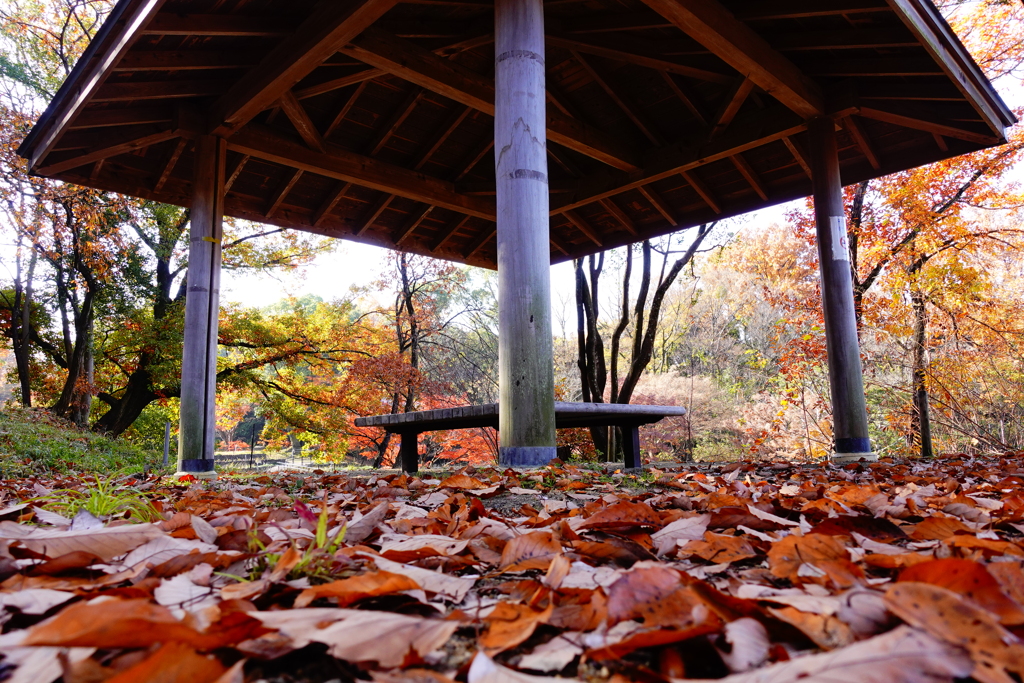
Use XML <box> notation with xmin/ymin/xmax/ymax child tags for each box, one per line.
<box><xmin>18</xmin><ymin>0</ymin><xmax>1015</xmax><ymax>269</ymax></box>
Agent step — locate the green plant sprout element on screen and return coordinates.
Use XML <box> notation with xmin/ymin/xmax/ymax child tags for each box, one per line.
<box><xmin>34</xmin><ymin>474</ymin><xmax>162</xmax><ymax>523</ymax></box>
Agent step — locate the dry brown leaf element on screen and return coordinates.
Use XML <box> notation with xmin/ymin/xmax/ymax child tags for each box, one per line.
<box><xmin>252</xmin><ymin>607</ymin><xmax>458</xmax><ymax>667</ymax></box>
<box><xmin>481</xmin><ymin>601</ymin><xmax>554</xmax><ymax>654</ymax></box>
<box><xmin>767</xmin><ymin>534</ymin><xmax>862</xmax><ymax>588</ymax></box>
<box><xmin>898</xmin><ymin>558</ymin><xmax>1024</xmax><ymax>625</ymax></box>
<box><xmin>346</xmin><ymin>502</ymin><xmax>390</xmax><ymax>545</ymax></box>
<box><xmin>907</xmin><ymin>516</ymin><xmax>971</xmax><ymax>541</ymax></box>
<box><xmin>379</xmin><ymin>534</ymin><xmax>470</xmax><ymax>562</ymax></box>
<box><xmin>500</xmin><ymin>531</ymin><xmax>562</xmax><ymax>571</ymax></box>
<box><xmin>886</xmin><ymin>582</ymin><xmax>1024</xmax><ymax>682</ymax></box>
<box><xmin>650</xmin><ymin>514</ymin><xmax>710</xmax><ymax>555</ymax></box>
<box><xmin>371</xmin><ymin>555</ymin><xmax>477</xmax><ymax>602</ymax></box>
<box><xmin>606</xmin><ymin>565</ymin><xmax>703</xmax><ymax>628</ymax></box>
<box><xmin>294</xmin><ymin>570</ymin><xmax>419</xmax><ymax>608</ymax></box>
<box><xmin>103</xmin><ymin>641</ymin><xmax>227</xmax><ymax>683</ymax></box>
<box><xmin>577</xmin><ymin>501</ymin><xmax>661</xmax><ymax>530</ymax></box>
<box><xmin>679</xmin><ymin>626</ymin><xmax>971</xmax><ymax>683</ymax></box>
<box><xmin>468</xmin><ymin>652</ymin><xmax>562</xmax><ymax>683</ymax></box>
<box><xmin>682</xmin><ymin>532</ymin><xmax>758</xmax><ymax>564</ymax></box>
<box><xmin>438</xmin><ymin>474</ymin><xmax>490</xmax><ymax>490</ymax></box>
<box><xmin>0</xmin><ymin>521</ymin><xmax>163</xmax><ymax>561</ymax></box>
<box><xmin>766</xmin><ymin>606</ymin><xmax>854</xmax><ymax>650</ymax></box>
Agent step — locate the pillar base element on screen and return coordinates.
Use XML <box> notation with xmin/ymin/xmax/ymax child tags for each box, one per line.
<box><xmin>499</xmin><ymin>446</ymin><xmax>557</xmax><ymax>467</ymax></box>
<box><xmin>831</xmin><ymin>451</ymin><xmax>878</xmax><ymax>464</ymax></box>
<box><xmin>174</xmin><ymin>469</ymin><xmax>217</xmax><ymax>480</ymax></box>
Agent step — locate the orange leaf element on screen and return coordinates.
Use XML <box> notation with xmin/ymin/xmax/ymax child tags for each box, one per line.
<box><xmin>438</xmin><ymin>474</ymin><xmax>489</xmax><ymax>490</ymax></box>
<box><xmin>294</xmin><ymin>570</ymin><xmax>420</xmax><ymax>608</ymax></box>
<box><xmin>606</xmin><ymin>566</ymin><xmax>704</xmax><ymax>628</ymax></box>
<box><xmin>577</xmin><ymin>501</ymin><xmax>662</xmax><ymax>530</ymax></box>
<box><xmin>499</xmin><ymin>532</ymin><xmax>561</xmax><ymax>571</ymax></box>
<box><xmin>899</xmin><ymin>558</ymin><xmax>1024</xmax><ymax>625</ymax></box>
<box><xmin>907</xmin><ymin>516</ymin><xmax>971</xmax><ymax>541</ymax></box>
<box><xmin>681</xmin><ymin>532</ymin><xmax>758</xmax><ymax>564</ymax></box>
<box><xmin>103</xmin><ymin>642</ymin><xmax>227</xmax><ymax>683</ymax></box>
<box><xmin>480</xmin><ymin>601</ymin><xmax>553</xmax><ymax>655</ymax></box>
<box><xmin>767</xmin><ymin>533</ymin><xmax>862</xmax><ymax>588</ymax></box>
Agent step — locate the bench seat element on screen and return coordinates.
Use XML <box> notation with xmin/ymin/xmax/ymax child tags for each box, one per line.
<box><xmin>354</xmin><ymin>402</ymin><xmax>686</xmax><ymax>472</ymax></box>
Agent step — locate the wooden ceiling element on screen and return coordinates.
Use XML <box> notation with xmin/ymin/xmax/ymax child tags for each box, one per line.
<box><xmin>19</xmin><ymin>0</ymin><xmax>1015</xmax><ymax>269</ymax></box>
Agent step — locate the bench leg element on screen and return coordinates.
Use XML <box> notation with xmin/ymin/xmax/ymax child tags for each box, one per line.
<box><xmin>622</xmin><ymin>425</ymin><xmax>642</xmax><ymax>469</ymax></box>
<box><xmin>399</xmin><ymin>432</ymin><xmax>419</xmax><ymax>474</ymax></box>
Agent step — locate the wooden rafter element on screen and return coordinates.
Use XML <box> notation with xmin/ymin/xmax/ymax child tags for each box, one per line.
<box><xmin>639</xmin><ymin>185</ymin><xmax>677</xmax><ymax>225</ymax></box>
<box><xmin>454</xmin><ymin>137</ymin><xmax>494</xmax><ymax>182</ymax></box>
<box><xmin>279</xmin><ymin>90</ymin><xmax>326</xmax><ymax>152</ymax></box>
<box><xmin>413</xmin><ymin>106</ymin><xmax>471</xmax><ymax>171</ymax></box>
<box><xmin>858</xmin><ymin>104</ymin><xmax>1000</xmax><ymax>145</ymax></box>
<box><xmin>733</xmin><ymin>0</ymin><xmax>889</xmax><ymax>21</ymax></box>
<box><xmin>395</xmin><ymin>204</ymin><xmax>434</xmax><ymax>245</ymax></box>
<box><xmin>208</xmin><ymin>0</ymin><xmax>400</xmax><ymax>137</ymax></box>
<box><xmin>141</xmin><ymin>14</ymin><xmax>295</xmax><ymax>36</ymax></box>
<box><xmin>573</xmin><ymin>51</ymin><xmax>665</xmax><ymax>146</ymax></box>
<box><xmin>113</xmin><ymin>50</ymin><xmax>261</xmax><ymax>71</ymax></box>
<box><xmin>224</xmin><ymin>154</ymin><xmax>250</xmax><ymax>191</ymax></box>
<box><xmin>463</xmin><ymin>227</ymin><xmax>496</xmax><ymax>259</ymax></box>
<box><xmin>355</xmin><ymin>194</ymin><xmax>395</xmax><ymax>236</ymax></box>
<box><xmin>783</xmin><ymin>136</ymin><xmax>812</xmax><ymax>178</ymax></box>
<box><xmin>638</xmin><ymin>0</ymin><xmax>823</xmax><ymax>118</ymax></box>
<box><xmin>295</xmin><ymin>69</ymin><xmax>384</xmax><ymax>100</ymax></box>
<box><xmin>660</xmin><ymin>72</ymin><xmax>708</xmax><ymax>126</ymax></box>
<box><xmin>710</xmin><ymin>79</ymin><xmax>753</xmax><ymax>139</ymax></box>
<box><xmin>842</xmin><ymin>116</ymin><xmax>880</xmax><ymax>170</ymax></box>
<box><xmin>341</xmin><ymin>28</ymin><xmax>640</xmax><ymax>171</ymax></box>
<box><xmin>730</xmin><ymin>153</ymin><xmax>768</xmax><ymax>200</ymax></box>
<box><xmin>313</xmin><ymin>181</ymin><xmax>351</xmax><ymax>227</ymax></box>
<box><xmin>228</xmin><ymin>123</ymin><xmax>496</xmax><ymax>220</ymax></box>
<box><xmin>38</xmin><ymin>126</ymin><xmax>177</xmax><ymax>175</ymax></box>
<box><xmin>599</xmin><ymin>198</ymin><xmax>638</xmax><ymax>236</ymax></box>
<box><xmin>68</xmin><ymin>106</ymin><xmax>172</xmax><ymax>129</ymax></box>
<box><xmin>681</xmin><ymin>170</ymin><xmax>721</xmax><ymax>213</ymax></box>
<box><xmin>154</xmin><ymin>137</ymin><xmax>187</xmax><ymax>192</ymax></box>
<box><xmin>564</xmin><ymin>210</ymin><xmax>604</xmax><ymax>246</ymax></box>
<box><xmin>267</xmin><ymin>169</ymin><xmax>303</xmax><ymax>217</ymax></box>
<box><xmin>431</xmin><ymin>215</ymin><xmax>472</xmax><ymax>252</ymax></box>
<box><xmin>368</xmin><ymin>88</ymin><xmax>424</xmax><ymax>156</ymax></box>
<box><xmin>547</xmin><ymin>34</ymin><xmax>730</xmax><ymax>83</ymax></box>
<box><xmin>94</xmin><ymin>80</ymin><xmax>227</xmax><ymax>101</ymax></box>
<box><xmin>324</xmin><ymin>81</ymin><xmax>370</xmax><ymax>139</ymax></box>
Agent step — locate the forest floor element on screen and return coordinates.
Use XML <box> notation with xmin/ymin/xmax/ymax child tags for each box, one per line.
<box><xmin>0</xmin><ymin>451</ymin><xmax>1023</xmax><ymax>683</ymax></box>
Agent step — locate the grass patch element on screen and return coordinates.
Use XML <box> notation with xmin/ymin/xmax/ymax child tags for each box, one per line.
<box><xmin>0</xmin><ymin>406</ymin><xmax>164</xmax><ymax>477</ymax></box>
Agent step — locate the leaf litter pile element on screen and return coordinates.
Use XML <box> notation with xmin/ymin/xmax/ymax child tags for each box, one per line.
<box><xmin>1</xmin><ymin>456</ymin><xmax>1024</xmax><ymax>683</ymax></box>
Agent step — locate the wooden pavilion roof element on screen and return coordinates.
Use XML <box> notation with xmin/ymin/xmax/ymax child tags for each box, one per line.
<box><xmin>18</xmin><ymin>0</ymin><xmax>1015</xmax><ymax>269</ymax></box>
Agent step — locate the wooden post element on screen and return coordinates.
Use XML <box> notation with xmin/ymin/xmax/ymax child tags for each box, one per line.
<box><xmin>494</xmin><ymin>0</ymin><xmax>557</xmax><ymax>466</ymax></box>
<box><xmin>807</xmin><ymin>118</ymin><xmax>875</xmax><ymax>463</ymax></box>
<box><xmin>177</xmin><ymin>135</ymin><xmax>226</xmax><ymax>477</ymax></box>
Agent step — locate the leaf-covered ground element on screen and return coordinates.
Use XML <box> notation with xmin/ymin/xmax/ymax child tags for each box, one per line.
<box><xmin>1</xmin><ymin>455</ymin><xmax>1023</xmax><ymax>683</ymax></box>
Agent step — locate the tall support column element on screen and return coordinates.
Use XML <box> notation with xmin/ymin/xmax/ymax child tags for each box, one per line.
<box><xmin>494</xmin><ymin>0</ymin><xmax>557</xmax><ymax>466</ymax></box>
<box><xmin>808</xmin><ymin>118</ymin><xmax>875</xmax><ymax>464</ymax></box>
<box><xmin>178</xmin><ymin>135</ymin><xmax>226</xmax><ymax>476</ymax></box>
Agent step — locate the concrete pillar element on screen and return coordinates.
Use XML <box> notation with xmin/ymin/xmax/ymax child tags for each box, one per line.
<box><xmin>178</xmin><ymin>135</ymin><xmax>226</xmax><ymax>477</ymax></box>
<box><xmin>494</xmin><ymin>0</ymin><xmax>557</xmax><ymax>466</ymax></box>
<box><xmin>808</xmin><ymin>118</ymin><xmax>875</xmax><ymax>464</ymax></box>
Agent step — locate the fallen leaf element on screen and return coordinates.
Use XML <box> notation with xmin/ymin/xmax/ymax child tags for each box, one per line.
<box><xmin>481</xmin><ymin>601</ymin><xmax>554</xmax><ymax>654</ymax></box>
<box><xmin>346</xmin><ymin>502</ymin><xmax>390</xmax><ymax>545</ymax></box>
<box><xmin>379</xmin><ymin>534</ymin><xmax>470</xmax><ymax>562</ymax></box>
<box><xmin>500</xmin><ymin>531</ymin><xmax>562</xmax><ymax>571</ymax></box>
<box><xmin>767</xmin><ymin>534</ymin><xmax>862</xmax><ymax>588</ymax></box>
<box><xmin>898</xmin><ymin>558</ymin><xmax>1024</xmax><ymax>625</ymax></box>
<box><xmin>468</xmin><ymin>652</ymin><xmax>562</xmax><ymax>682</ymax></box>
<box><xmin>650</xmin><ymin>514</ymin><xmax>710</xmax><ymax>555</ymax></box>
<box><xmin>606</xmin><ymin>565</ymin><xmax>704</xmax><ymax>628</ymax></box>
<box><xmin>577</xmin><ymin>501</ymin><xmax>661</xmax><ymax>530</ymax></box>
<box><xmin>0</xmin><ymin>522</ymin><xmax>164</xmax><ymax>561</ymax></box>
<box><xmin>679</xmin><ymin>626</ymin><xmax>971</xmax><ymax>683</ymax></box>
<box><xmin>103</xmin><ymin>641</ymin><xmax>227</xmax><ymax>683</ymax></box>
<box><xmin>371</xmin><ymin>555</ymin><xmax>477</xmax><ymax>602</ymax></box>
<box><xmin>682</xmin><ymin>532</ymin><xmax>758</xmax><ymax>564</ymax></box>
<box><xmin>717</xmin><ymin>618</ymin><xmax>770</xmax><ymax>672</ymax></box>
<box><xmin>907</xmin><ymin>516</ymin><xmax>972</xmax><ymax>541</ymax></box>
<box><xmin>766</xmin><ymin>606</ymin><xmax>854</xmax><ymax>650</ymax></box>
<box><xmin>294</xmin><ymin>570</ymin><xmax>419</xmax><ymax>608</ymax></box>
<box><xmin>438</xmin><ymin>474</ymin><xmax>490</xmax><ymax>490</ymax></box>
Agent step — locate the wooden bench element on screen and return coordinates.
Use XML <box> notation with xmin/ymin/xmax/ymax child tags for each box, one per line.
<box><xmin>354</xmin><ymin>402</ymin><xmax>687</xmax><ymax>472</ymax></box>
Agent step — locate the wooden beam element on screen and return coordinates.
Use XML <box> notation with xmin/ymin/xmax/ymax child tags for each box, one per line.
<box><xmin>463</xmin><ymin>226</ymin><xmax>495</xmax><ymax>259</ymax></box>
<box><xmin>806</xmin><ymin>57</ymin><xmax>942</xmax><ymax>78</ymax></box>
<box><xmin>89</xmin><ymin>159</ymin><xmax>105</xmax><ymax>182</ymax></box>
<box><xmin>266</xmin><ymin>169</ymin><xmax>303</xmax><ymax>217</ymax></box>
<box><xmin>113</xmin><ymin>50</ymin><xmax>261</xmax><ymax>71</ymax></box>
<box><xmin>772</xmin><ymin>28</ymin><xmax>918</xmax><ymax>51</ymax></box>
<box><xmin>932</xmin><ymin>133</ymin><xmax>948</xmax><ymax>152</ymax></box>
<box><xmin>141</xmin><ymin>14</ymin><xmax>295</xmax><ymax>36</ymax></box>
<box><xmin>208</xmin><ymin>0</ymin><xmax>400</xmax><ymax>137</ymax></box>
<box><xmin>842</xmin><ymin>116</ymin><xmax>880</xmax><ymax>170</ymax></box>
<box><xmin>573</xmin><ymin>51</ymin><xmax>665</xmax><ymax>146</ymax></box>
<box><xmin>454</xmin><ymin>137</ymin><xmax>494</xmax><ymax>182</ymax></box>
<box><xmin>224</xmin><ymin>154</ymin><xmax>249</xmax><ymax>192</ymax></box>
<box><xmin>710</xmin><ymin>78</ymin><xmax>753</xmax><ymax>139</ymax></box>
<box><xmin>637</xmin><ymin>0</ymin><xmax>823</xmax><ymax>118</ymax></box>
<box><xmin>564</xmin><ymin>210</ymin><xmax>604</xmax><ymax>246</ymax></box>
<box><xmin>355</xmin><ymin>194</ymin><xmax>395</xmax><ymax>235</ymax></box>
<box><xmin>154</xmin><ymin>137</ymin><xmax>187</xmax><ymax>192</ymax></box>
<box><xmin>38</xmin><ymin>126</ymin><xmax>178</xmax><ymax>175</ymax></box>
<box><xmin>549</xmin><ymin>232</ymin><xmax>569</xmax><ymax>256</ymax></box>
<box><xmin>639</xmin><ymin>185</ymin><xmax>677</xmax><ymax>225</ymax></box>
<box><xmin>733</xmin><ymin>0</ymin><xmax>888</xmax><ymax>21</ymax></box>
<box><xmin>681</xmin><ymin>169</ymin><xmax>721</xmax><ymax>213</ymax></box>
<box><xmin>68</xmin><ymin>106</ymin><xmax>172</xmax><ymax>129</ymax></box>
<box><xmin>547</xmin><ymin>34</ymin><xmax>730</xmax><ymax>83</ymax></box>
<box><xmin>324</xmin><ymin>81</ymin><xmax>369</xmax><ymax>139</ymax></box>
<box><xmin>94</xmin><ymin>80</ymin><xmax>227</xmax><ymax>101</ymax></box>
<box><xmin>313</xmin><ymin>181</ymin><xmax>352</xmax><ymax>227</ymax></box>
<box><xmin>783</xmin><ymin>135</ymin><xmax>812</xmax><ymax>179</ymax></box>
<box><xmin>342</xmin><ymin>28</ymin><xmax>640</xmax><ymax>171</ymax></box>
<box><xmin>567</xmin><ymin>11</ymin><xmax>674</xmax><ymax>33</ymax></box>
<box><xmin>660</xmin><ymin>72</ymin><xmax>708</xmax><ymax>126</ymax></box>
<box><xmin>278</xmin><ymin>90</ymin><xmax>326</xmax><ymax>152</ymax></box>
<box><xmin>858</xmin><ymin>104</ymin><xmax>1000</xmax><ymax>145</ymax></box>
<box><xmin>431</xmin><ymin>215</ymin><xmax>471</xmax><ymax>252</ymax></box>
<box><xmin>599</xmin><ymin>198</ymin><xmax>638</xmax><ymax>235</ymax></box>
<box><xmin>413</xmin><ymin>106</ymin><xmax>471</xmax><ymax>171</ymax></box>
<box><xmin>394</xmin><ymin>204</ymin><xmax>434</xmax><ymax>245</ymax></box>
<box><xmin>294</xmin><ymin>69</ymin><xmax>383</xmax><ymax>100</ymax></box>
<box><xmin>368</xmin><ymin>88</ymin><xmax>424</xmax><ymax>156</ymax></box>
<box><xmin>730</xmin><ymin>153</ymin><xmax>768</xmax><ymax>200</ymax></box>
<box><xmin>228</xmin><ymin>123</ymin><xmax>496</xmax><ymax>219</ymax></box>
<box><xmin>546</xmin><ymin>82</ymin><xmax>585</xmax><ymax>121</ymax></box>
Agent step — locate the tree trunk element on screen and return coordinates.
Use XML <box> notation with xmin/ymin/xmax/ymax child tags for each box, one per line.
<box><xmin>11</xmin><ymin>247</ymin><xmax>36</xmax><ymax>407</ymax></box>
<box><xmin>910</xmin><ymin>288</ymin><xmax>934</xmax><ymax>458</ymax></box>
<box><xmin>92</xmin><ymin>365</ymin><xmax>160</xmax><ymax>436</ymax></box>
<box><xmin>52</xmin><ymin>289</ymin><xmax>95</xmax><ymax>424</ymax></box>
